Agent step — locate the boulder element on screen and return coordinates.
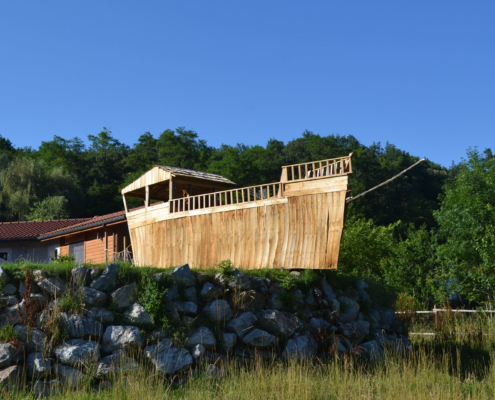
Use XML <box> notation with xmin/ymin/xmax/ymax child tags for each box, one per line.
<box><xmin>145</xmin><ymin>339</ymin><xmax>193</xmax><ymax>375</ymax></box>
<box><xmin>196</xmin><ymin>273</ymin><xmax>209</xmax><ymax>286</ymax></box>
<box><xmin>85</xmin><ymin>307</ymin><xmax>114</xmax><ymax>324</ymax></box>
<box><xmin>2</xmin><ymin>283</ymin><xmax>17</xmax><ymax>296</ymax></box>
<box><xmin>0</xmin><ymin>296</ymin><xmax>18</xmax><ymax>307</ymax></box>
<box><xmin>235</xmin><ymin>290</ymin><xmax>265</xmax><ymax>312</ymax></box>
<box><xmin>80</xmin><ymin>287</ymin><xmax>108</xmax><ymax>307</ymax></box>
<box><xmin>267</xmin><ymin>294</ymin><xmax>284</xmax><ymax>310</ymax></box>
<box><xmin>191</xmin><ymin>344</ymin><xmax>205</xmax><ymax>359</ymax></box>
<box><xmin>101</xmin><ymin>326</ymin><xmax>143</xmax><ymax>354</ymax></box>
<box><xmin>184</xmin><ymin>287</ymin><xmax>198</xmax><ymax>302</ymax></box>
<box><xmin>0</xmin><ymin>344</ymin><xmax>15</xmax><ymax>369</ymax></box>
<box><xmin>359</xmin><ymin>340</ymin><xmax>384</xmax><ymax>361</ymax></box>
<box><xmin>338</xmin><ymin>296</ymin><xmax>360</xmax><ymax>323</ymax></box>
<box><xmin>249</xmin><ymin>277</ymin><xmax>268</xmax><ymax>294</ymax></box>
<box><xmin>30</xmin><ymin>293</ymin><xmax>48</xmax><ymax>308</ymax></box>
<box><xmin>242</xmin><ymin>329</ymin><xmax>278</xmax><ymax>348</ymax></box>
<box><xmin>379</xmin><ymin>309</ymin><xmax>396</xmax><ymax>326</ymax></box>
<box><xmin>0</xmin><ymin>365</ymin><xmax>21</xmax><ymax>387</ymax></box>
<box><xmin>0</xmin><ymin>302</ymin><xmax>24</xmax><ymax>327</ymax></box>
<box><xmin>27</xmin><ymin>352</ymin><xmax>51</xmax><ymax>379</ymax></box>
<box><xmin>227</xmin><ymin>269</ymin><xmax>252</xmax><ymax>291</ymax></box>
<box><xmin>71</xmin><ymin>266</ymin><xmax>91</xmax><ymax>287</ymax></box>
<box><xmin>124</xmin><ymin>303</ymin><xmax>152</xmax><ymax>325</ymax></box>
<box><xmin>111</xmin><ymin>283</ymin><xmax>137</xmax><ymax>310</ymax></box>
<box><xmin>203</xmin><ymin>300</ymin><xmax>232</xmax><ymax>322</ymax></box>
<box><xmin>356</xmin><ymin>280</ymin><xmax>369</xmax><ymax>290</ymax></box>
<box><xmin>201</xmin><ymin>282</ymin><xmax>223</xmax><ymax>302</ymax></box>
<box><xmin>164</xmin><ymin>284</ymin><xmax>179</xmax><ymax>301</ymax></box>
<box><xmin>55</xmin><ymin>364</ymin><xmax>85</xmax><ymax>388</ymax></box>
<box><xmin>37</xmin><ymin>276</ymin><xmax>66</xmax><ymax>297</ymax></box>
<box><xmin>32</xmin><ymin>380</ymin><xmax>60</xmax><ymax>398</ymax></box>
<box><xmin>371</xmin><ymin>330</ymin><xmax>388</xmax><ymax>347</ymax></box>
<box><xmin>185</xmin><ymin>326</ymin><xmax>216</xmax><ymax>350</ymax></box>
<box><xmin>60</xmin><ymin>314</ymin><xmax>103</xmax><ymax>338</ymax></box>
<box><xmin>20</xmin><ymin>280</ymin><xmax>40</xmax><ymax>295</ymax></box>
<box><xmin>90</xmin><ymin>263</ymin><xmax>120</xmax><ymax>292</ymax></box>
<box><xmin>226</xmin><ymin>312</ymin><xmax>256</xmax><ymax>339</ymax></box>
<box><xmin>308</xmin><ymin>318</ymin><xmax>333</xmax><ymax>331</ymax></box>
<box><xmin>328</xmin><ymin>298</ymin><xmax>341</xmax><ymax>315</ymax></box>
<box><xmin>321</xmin><ymin>279</ymin><xmax>336</xmax><ymax>300</ymax></box>
<box><xmin>212</xmin><ymin>273</ymin><xmax>228</xmax><ymax>289</ymax></box>
<box><xmin>90</xmin><ymin>268</ymin><xmax>101</xmax><ymax>280</ymax></box>
<box><xmin>339</xmin><ymin>321</ymin><xmax>370</xmax><ymax>344</ymax></box>
<box><xmin>96</xmin><ymin>354</ymin><xmax>139</xmax><ymax>379</ymax></box>
<box><xmin>169</xmin><ymin>264</ymin><xmax>195</xmax><ymax>287</ymax></box>
<box><xmin>54</xmin><ymin>339</ymin><xmax>100</xmax><ymax>367</ymax></box>
<box><xmin>14</xmin><ymin>325</ymin><xmax>46</xmax><ymax>353</ymax></box>
<box><xmin>222</xmin><ymin>332</ymin><xmax>237</xmax><ymax>353</ymax></box>
<box><xmin>181</xmin><ymin>315</ymin><xmax>195</xmax><ymax>328</ymax></box>
<box><xmin>283</xmin><ymin>332</ymin><xmax>317</xmax><ymax>360</ymax></box>
<box><xmin>0</xmin><ymin>266</ymin><xmax>9</xmax><ymax>282</ymax></box>
<box><xmin>305</xmin><ymin>290</ymin><xmax>316</xmax><ymax>306</ymax></box>
<box><xmin>257</xmin><ymin>310</ymin><xmax>299</xmax><ymax>339</ymax></box>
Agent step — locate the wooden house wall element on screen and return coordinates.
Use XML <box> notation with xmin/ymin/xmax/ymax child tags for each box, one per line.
<box><xmin>128</xmin><ymin>190</ymin><xmax>346</xmax><ymax>270</ymax></box>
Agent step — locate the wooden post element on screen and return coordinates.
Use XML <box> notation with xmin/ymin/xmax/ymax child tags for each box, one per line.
<box><xmin>104</xmin><ymin>231</ymin><xmax>108</xmax><ymax>263</ymax></box>
<box><xmin>169</xmin><ymin>178</ymin><xmax>174</xmax><ymax>201</ymax></box>
<box><xmin>123</xmin><ymin>195</ymin><xmax>128</xmax><ymax>213</ymax></box>
<box><xmin>123</xmin><ymin>235</ymin><xmax>126</xmax><ymax>261</ymax></box>
<box><xmin>145</xmin><ymin>186</ymin><xmax>150</xmax><ymax>210</ymax></box>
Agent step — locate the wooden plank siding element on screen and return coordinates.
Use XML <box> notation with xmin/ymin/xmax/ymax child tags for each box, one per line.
<box><xmin>128</xmin><ymin>188</ymin><xmax>347</xmax><ymax>270</ymax></box>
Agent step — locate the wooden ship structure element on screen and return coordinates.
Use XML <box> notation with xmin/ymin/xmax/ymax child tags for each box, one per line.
<box><xmin>121</xmin><ymin>154</ymin><xmax>353</xmax><ymax>270</ymax></box>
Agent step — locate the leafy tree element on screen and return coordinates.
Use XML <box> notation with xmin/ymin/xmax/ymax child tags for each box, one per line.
<box><xmin>27</xmin><ymin>196</ymin><xmax>70</xmax><ymax>221</ymax></box>
<box><xmin>435</xmin><ymin>148</ymin><xmax>495</xmax><ymax>301</ymax></box>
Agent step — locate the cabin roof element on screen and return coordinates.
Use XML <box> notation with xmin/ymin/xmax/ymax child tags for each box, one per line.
<box><xmin>121</xmin><ymin>165</ymin><xmax>235</xmax><ymax>198</ymax></box>
<box><xmin>0</xmin><ymin>219</ymin><xmax>91</xmax><ymax>241</ymax></box>
<box><xmin>155</xmin><ymin>166</ymin><xmax>235</xmax><ymax>186</ymax></box>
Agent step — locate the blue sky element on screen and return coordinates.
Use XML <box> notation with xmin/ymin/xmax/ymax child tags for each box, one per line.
<box><xmin>0</xmin><ymin>1</ymin><xmax>493</xmax><ymax>167</ymax></box>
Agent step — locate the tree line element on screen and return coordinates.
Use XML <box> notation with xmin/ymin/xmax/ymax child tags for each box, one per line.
<box><xmin>0</xmin><ymin>128</ymin><xmax>493</xmax><ymax>305</ymax></box>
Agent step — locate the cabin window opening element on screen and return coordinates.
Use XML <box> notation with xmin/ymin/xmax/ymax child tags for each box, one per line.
<box><xmin>0</xmin><ymin>252</ymin><xmax>8</xmax><ymax>261</ymax></box>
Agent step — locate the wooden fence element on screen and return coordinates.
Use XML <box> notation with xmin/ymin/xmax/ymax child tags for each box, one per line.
<box><xmin>281</xmin><ymin>154</ymin><xmax>353</xmax><ymax>183</ymax></box>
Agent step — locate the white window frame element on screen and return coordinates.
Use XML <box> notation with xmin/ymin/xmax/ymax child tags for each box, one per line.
<box><xmin>47</xmin><ymin>244</ymin><xmax>60</xmax><ymax>262</ymax></box>
<box><xmin>0</xmin><ymin>248</ymin><xmax>12</xmax><ymax>263</ymax></box>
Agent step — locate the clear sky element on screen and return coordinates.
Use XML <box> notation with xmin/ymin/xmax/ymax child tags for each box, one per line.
<box><xmin>0</xmin><ymin>1</ymin><xmax>493</xmax><ymax>167</ymax></box>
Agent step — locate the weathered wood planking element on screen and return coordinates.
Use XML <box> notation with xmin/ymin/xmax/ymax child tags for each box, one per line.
<box><xmin>127</xmin><ymin>189</ymin><xmax>347</xmax><ymax>270</ymax></box>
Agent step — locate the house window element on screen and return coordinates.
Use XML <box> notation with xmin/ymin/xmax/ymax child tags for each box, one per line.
<box><xmin>47</xmin><ymin>244</ymin><xmax>60</xmax><ymax>262</ymax></box>
<box><xmin>0</xmin><ymin>252</ymin><xmax>8</xmax><ymax>261</ymax></box>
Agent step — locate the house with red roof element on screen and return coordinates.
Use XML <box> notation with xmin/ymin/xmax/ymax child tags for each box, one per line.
<box><xmin>0</xmin><ymin>218</ymin><xmax>90</xmax><ymax>263</ymax></box>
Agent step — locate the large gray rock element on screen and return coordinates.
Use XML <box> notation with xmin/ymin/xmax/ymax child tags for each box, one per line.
<box><xmin>227</xmin><ymin>268</ymin><xmax>252</xmax><ymax>291</ymax></box>
<box><xmin>90</xmin><ymin>263</ymin><xmax>120</xmax><ymax>292</ymax></box>
<box><xmin>236</xmin><ymin>290</ymin><xmax>265</xmax><ymax>312</ymax></box>
<box><xmin>359</xmin><ymin>340</ymin><xmax>384</xmax><ymax>361</ymax></box>
<box><xmin>267</xmin><ymin>294</ymin><xmax>284</xmax><ymax>310</ymax></box>
<box><xmin>283</xmin><ymin>332</ymin><xmax>317</xmax><ymax>360</ymax></box>
<box><xmin>379</xmin><ymin>309</ymin><xmax>396</xmax><ymax>326</ymax></box>
<box><xmin>0</xmin><ymin>344</ymin><xmax>15</xmax><ymax>369</ymax></box>
<box><xmin>201</xmin><ymin>282</ymin><xmax>223</xmax><ymax>302</ymax></box>
<box><xmin>0</xmin><ymin>302</ymin><xmax>24</xmax><ymax>327</ymax></box>
<box><xmin>196</xmin><ymin>273</ymin><xmax>209</xmax><ymax>286</ymax></box>
<box><xmin>242</xmin><ymin>329</ymin><xmax>278</xmax><ymax>348</ymax></box>
<box><xmin>37</xmin><ymin>276</ymin><xmax>66</xmax><ymax>297</ymax></box>
<box><xmin>204</xmin><ymin>300</ymin><xmax>232</xmax><ymax>322</ymax></box>
<box><xmin>0</xmin><ymin>365</ymin><xmax>21</xmax><ymax>387</ymax></box>
<box><xmin>222</xmin><ymin>332</ymin><xmax>237</xmax><ymax>353</ymax></box>
<box><xmin>338</xmin><ymin>296</ymin><xmax>360</xmax><ymax>323</ymax></box>
<box><xmin>2</xmin><ymin>283</ymin><xmax>17</xmax><ymax>296</ymax></box>
<box><xmin>185</xmin><ymin>326</ymin><xmax>216</xmax><ymax>350</ymax></box>
<box><xmin>184</xmin><ymin>287</ymin><xmax>198</xmax><ymax>302</ymax></box>
<box><xmin>308</xmin><ymin>317</ymin><xmax>333</xmax><ymax>331</ymax></box>
<box><xmin>124</xmin><ymin>303</ymin><xmax>152</xmax><ymax>325</ymax></box>
<box><xmin>27</xmin><ymin>352</ymin><xmax>51</xmax><ymax>380</ymax></box>
<box><xmin>111</xmin><ymin>283</ymin><xmax>137</xmax><ymax>310</ymax></box>
<box><xmin>191</xmin><ymin>344</ymin><xmax>205</xmax><ymax>359</ymax></box>
<box><xmin>250</xmin><ymin>277</ymin><xmax>268</xmax><ymax>294</ymax></box>
<box><xmin>101</xmin><ymin>326</ymin><xmax>143</xmax><ymax>354</ymax></box>
<box><xmin>339</xmin><ymin>321</ymin><xmax>370</xmax><ymax>344</ymax></box>
<box><xmin>0</xmin><ymin>266</ymin><xmax>9</xmax><ymax>282</ymax></box>
<box><xmin>257</xmin><ymin>310</ymin><xmax>298</xmax><ymax>339</ymax></box>
<box><xmin>226</xmin><ymin>312</ymin><xmax>256</xmax><ymax>339</ymax></box>
<box><xmin>54</xmin><ymin>339</ymin><xmax>100</xmax><ymax>367</ymax></box>
<box><xmin>96</xmin><ymin>354</ymin><xmax>139</xmax><ymax>379</ymax></box>
<box><xmin>80</xmin><ymin>287</ymin><xmax>108</xmax><ymax>307</ymax></box>
<box><xmin>0</xmin><ymin>295</ymin><xmax>18</xmax><ymax>307</ymax></box>
<box><xmin>169</xmin><ymin>264</ymin><xmax>195</xmax><ymax>287</ymax></box>
<box><xmin>60</xmin><ymin>313</ymin><xmax>103</xmax><ymax>338</ymax></box>
<box><xmin>55</xmin><ymin>365</ymin><xmax>85</xmax><ymax>388</ymax></box>
<box><xmin>85</xmin><ymin>307</ymin><xmax>114</xmax><ymax>324</ymax></box>
<box><xmin>145</xmin><ymin>339</ymin><xmax>193</xmax><ymax>375</ymax></box>
<box><xmin>212</xmin><ymin>273</ymin><xmax>228</xmax><ymax>289</ymax></box>
<box><xmin>30</xmin><ymin>293</ymin><xmax>48</xmax><ymax>309</ymax></box>
<box><xmin>321</xmin><ymin>279</ymin><xmax>336</xmax><ymax>300</ymax></box>
<box><xmin>71</xmin><ymin>266</ymin><xmax>91</xmax><ymax>287</ymax></box>
<box><xmin>32</xmin><ymin>379</ymin><xmax>60</xmax><ymax>398</ymax></box>
<box><xmin>164</xmin><ymin>284</ymin><xmax>179</xmax><ymax>301</ymax></box>
<box><xmin>14</xmin><ymin>325</ymin><xmax>46</xmax><ymax>353</ymax></box>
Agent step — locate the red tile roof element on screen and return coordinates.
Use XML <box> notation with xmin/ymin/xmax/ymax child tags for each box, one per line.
<box><xmin>39</xmin><ymin>210</ymin><xmax>127</xmax><ymax>238</ymax></box>
<box><xmin>0</xmin><ymin>219</ymin><xmax>91</xmax><ymax>240</ymax></box>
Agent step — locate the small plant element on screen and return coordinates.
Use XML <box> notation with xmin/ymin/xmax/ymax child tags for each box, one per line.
<box><xmin>277</xmin><ymin>273</ymin><xmax>296</xmax><ymax>291</ymax></box>
<box><xmin>51</xmin><ymin>255</ymin><xmax>75</xmax><ymax>263</ymax></box>
<box><xmin>216</xmin><ymin>259</ymin><xmax>235</xmax><ymax>278</ymax></box>
<box><xmin>59</xmin><ymin>290</ymin><xmax>86</xmax><ymax>314</ymax></box>
<box><xmin>17</xmin><ymin>268</ymin><xmax>38</xmax><ymax>327</ymax></box>
<box><xmin>0</xmin><ymin>324</ymin><xmax>18</xmax><ymax>344</ymax></box>
<box><xmin>139</xmin><ymin>274</ymin><xmax>170</xmax><ymax>330</ymax></box>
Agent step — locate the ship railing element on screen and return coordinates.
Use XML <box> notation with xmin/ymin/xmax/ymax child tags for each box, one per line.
<box><xmin>281</xmin><ymin>153</ymin><xmax>353</xmax><ymax>183</ymax></box>
<box><xmin>169</xmin><ymin>183</ymin><xmax>282</xmax><ymax>214</ymax></box>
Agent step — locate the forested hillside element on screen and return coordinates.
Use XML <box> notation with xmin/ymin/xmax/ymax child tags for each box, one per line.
<box><xmin>1</xmin><ymin>128</ymin><xmax>494</xmax><ymax>305</ymax></box>
<box><xmin>0</xmin><ymin>128</ymin><xmax>447</xmax><ymax>227</ymax></box>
